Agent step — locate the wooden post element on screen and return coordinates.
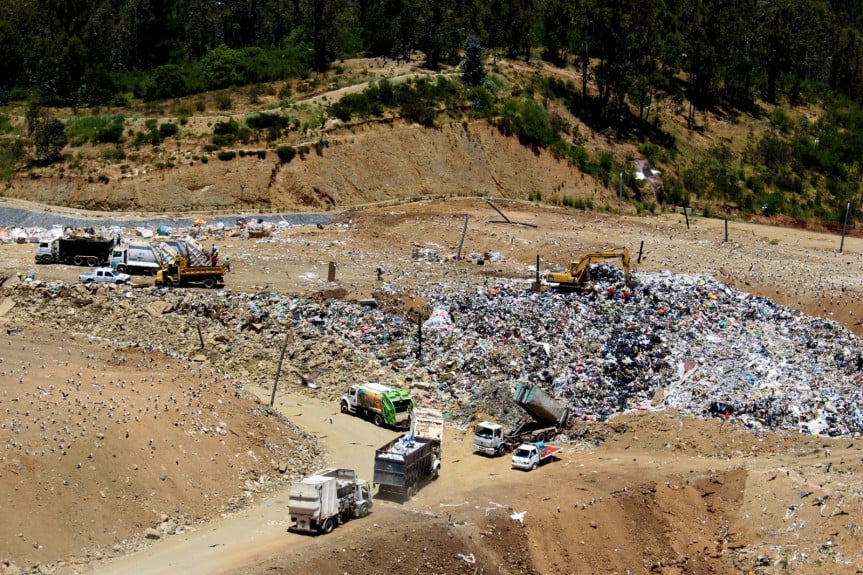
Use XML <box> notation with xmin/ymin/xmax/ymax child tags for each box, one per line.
<box><xmin>327</xmin><ymin>261</ymin><xmax>336</xmax><ymax>282</ymax></box>
<box><xmin>683</xmin><ymin>207</ymin><xmax>690</xmax><ymax>230</ymax></box>
<box><xmin>196</xmin><ymin>324</ymin><xmax>205</xmax><ymax>349</ymax></box>
<box><xmin>456</xmin><ymin>216</ymin><xmax>469</xmax><ymax>260</ymax></box>
<box><xmin>637</xmin><ymin>240</ymin><xmax>644</xmax><ymax>264</ymax></box>
<box><xmin>532</xmin><ymin>254</ymin><xmax>542</xmax><ymax>291</ymax></box>
<box><xmin>270</xmin><ymin>332</ymin><xmax>290</xmax><ymax>407</ymax></box>
<box><xmin>724</xmin><ymin>218</ymin><xmax>728</xmax><ymax>243</ymax></box>
<box><xmin>415</xmin><ymin>312</ymin><xmax>423</xmax><ymax>361</ymax></box>
<box><xmin>840</xmin><ymin>202</ymin><xmax>850</xmax><ymax>253</ymax></box>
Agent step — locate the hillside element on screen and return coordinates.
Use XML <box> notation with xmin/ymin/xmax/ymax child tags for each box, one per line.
<box><xmin>0</xmin><ymin>56</ymin><xmax>808</xmax><ymax>222</ymax></box>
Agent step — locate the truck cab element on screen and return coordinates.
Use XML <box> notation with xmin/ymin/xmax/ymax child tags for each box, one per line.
<box><xmin>473</xmin><ymin>422</ymin><xmax>507</xmax><ymax>456</ymax></box>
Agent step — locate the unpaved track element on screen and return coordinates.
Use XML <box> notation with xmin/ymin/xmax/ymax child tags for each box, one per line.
<box><xmin>88</xmin><ymin>390</ymin><xmax>400</xmax><ymax>575</ymax></box>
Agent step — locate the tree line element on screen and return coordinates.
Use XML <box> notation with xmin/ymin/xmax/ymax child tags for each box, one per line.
<box><xmin>1</xmin><ymin>0</ymin><xmax>862</xmax><ymax>112</ymax></box>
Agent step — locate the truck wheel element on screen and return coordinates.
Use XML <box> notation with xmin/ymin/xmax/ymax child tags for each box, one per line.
<box><xmin>116</xmin><ymin>265</ymin><xmax>127</xmax><ymax>273</ymax></box>
<box><xmin>530</xmin><ymin>462</ymin><xmax>538</xmax><ymax>471</ymax></box>
<box><xmin>320</xmin><ymin>518</ymin><xmax>335</xmax><ymax>534</ymax></box>
<box><xmin>340</xmin><ymin>401</ymin><xmax>349</xmax><ymax>414</ymax></box>
<box><xmin>535</xmin><ymin>432</ymin><xmax>546</xmax><ymax>443</ymax></box>
<box><xmin>406</xmin><ymin>484</ymin><xmax>416</xmax><ymax>499</ymax></box>
<box><xmin>373</xmin><ymin>414</ymin><xmax>384</xmax><ymax>427</ymax></box>
<box><xmin>73</xmin><ymin>256</ymin><xmax>83</xmax><ymax>266</ymax></box>
<box><xmin>358</xmin><ymin>503</ymin><xmax>369</xmax><ymax>517</ymax></box>
<box><xmin>496</xmin><ymin>445</ymin><xmax>507</xmax><ymax>457</ymax></box>
<box><xmin>87</xmin><ymin>257</ymin><xmax>98</xmax><ymax>267</ymax></box>
<box><xmin>39</xmin><ymin>255</ymin><xmax>53</xmax><ymax>264</ymax></box>
<box><xmin>169</xmin><ymin>277</ymin><xmax>180</xmax><ymax>287</ymax></box>
<box><xmin>202</xmin><ymin>277</ymin><xmax>216</xmax><ymax>289</ymax></box>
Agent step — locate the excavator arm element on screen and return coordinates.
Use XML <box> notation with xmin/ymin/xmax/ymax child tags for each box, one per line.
<box><xmin>546</xmin><ymin>247</ymin><xmax>632</xmax><ymax>286</ymax></box>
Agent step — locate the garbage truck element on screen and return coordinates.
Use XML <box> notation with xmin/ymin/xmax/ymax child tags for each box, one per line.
<box><xmin>111</xmin><ymin>242</ymin><xmax>176</xmax><ymax>275</ymax></box>
<box><xmin>473</xmin><ymin>382</ymin><xmax>570</xmax><ymax>457</ymax></box>
<box><xmin>35</xmin><ymin>237</ymin><xmax>115</xmax><ymax>266</ymax></box>
<box><xmin>288</xmin><ymin>468</ymin><xmax>372</xmax><ymax>534</ymax></box>
<box><xmin>340</xmin><ymin>383</ymin><xmax>414</xmax><ymax>428</ymax></box>
<box><xmin>373</xmin><ymin>407</ymin><xmax>443</xmax><ymax>500</ymax></box>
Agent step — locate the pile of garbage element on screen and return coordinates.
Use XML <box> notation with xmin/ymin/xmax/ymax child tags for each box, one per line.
<box><xmin>3</xmin><ymin>265</ymin><xmax>861</xmax><ymax>437</ymax></box>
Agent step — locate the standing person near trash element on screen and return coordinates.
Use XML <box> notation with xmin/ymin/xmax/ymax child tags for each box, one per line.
<box><xmin>224</xmin><ymin>256</ymin><xmax>231</xmax><ymax>272</ymax></box>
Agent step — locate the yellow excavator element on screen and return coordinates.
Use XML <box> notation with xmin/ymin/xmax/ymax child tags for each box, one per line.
<box><xmin>545</xmin><ymin>247</ymin><xmax>633</xmax><ymax>288</ymax></box>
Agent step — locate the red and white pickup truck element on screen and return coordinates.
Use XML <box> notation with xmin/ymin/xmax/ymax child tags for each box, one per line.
<box><xmin>510</xmin><ymin>442</ymin><xmax>563</xmax><ymax>471</ymax></box>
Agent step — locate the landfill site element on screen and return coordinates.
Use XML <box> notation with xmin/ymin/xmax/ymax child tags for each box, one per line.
<box><xmin>0</xmin><ymin>197</ymin><xmax>862</xmax><ymax>575</ymax></box>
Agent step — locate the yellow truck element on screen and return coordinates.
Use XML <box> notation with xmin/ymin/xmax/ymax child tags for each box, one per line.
<box><xmin>154</xmin><ymin>257</ymin><xmax>225</xmax><ymax>289</ymax></box>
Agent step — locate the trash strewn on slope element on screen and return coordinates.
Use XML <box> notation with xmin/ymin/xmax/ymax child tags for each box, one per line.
<box><xmin>2</xmin><ymin>264</ymin><xmax>860</xmax><ymax>437</ymax></box>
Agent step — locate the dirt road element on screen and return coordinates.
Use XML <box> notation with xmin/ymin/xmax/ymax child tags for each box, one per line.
<box><xmin>86</xmin><ymin>390</ymin><xmax>401</xmax><ymax>575</ymax></box>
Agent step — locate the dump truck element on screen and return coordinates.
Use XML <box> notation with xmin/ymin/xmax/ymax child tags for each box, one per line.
<box><xmin>374</xmin><ymin>407</ymin><xmax>443</xmax><ymax>499</ymax></box>
<box><xmin>511</xmin><ymin>442</ymin><xmax>563</xmax><ymax>471</ymax></box>
<box><xmin>35</xmin><ymin>237</ymin><xmax>115</xmax><ymax>266</ymax></box>
<box><xmin>545</xmin><ymin>247</ymin><xmax>633</xmax><ymax>288</ymax></box>
<box><xmin>340</xmin><ymin>383</ymin><xmax>414</xmax><ymax>428</ymax></box>
<box><xmin>154</xmin><ymin>257</ymin><xmax>225</xmax><ymax>288</ymax></box>
<box><xmin>473</xmin><ymin>382</ymin><xmax>570</xmax><ymax>457</ymax></box>
<box><xmin>288</xmin><ymin>468</ymin><xmax>372</xmax><ymax>534</ymax></box>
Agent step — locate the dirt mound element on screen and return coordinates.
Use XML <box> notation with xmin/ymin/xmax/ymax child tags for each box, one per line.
<box><xmin>0</xmin><ymin>325</ymin><xmax>319</xmax><ymax>569</ymax></box>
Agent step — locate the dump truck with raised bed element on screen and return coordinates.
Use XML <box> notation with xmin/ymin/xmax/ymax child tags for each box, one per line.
<box><xmin>35</xmin><ymin>237</ymin><xmax>115</xmax><ymax>266</ymax></box>
<box><xmin>340</xmin><ymin>382</ymin><xmax>414</xmax><ymax>428</ymax></box>
<box><xmin>288</xmin><ymin>468</ymin><xmax>372</xmax><ymax>534</ymax></box>
<box><xmin>511</xmin><ymin>442</ymin><xmax>563</xmax><ymax>471</ymax></box>
<box><xmin>154</xmin><ymin>257</ymin><xmax>225</xmax><ymax>288</ymax></box>
<box><xmin>373</xmin><ymin>408</ymin><xmax>443</xmax><ymax>499</ymax></box>
<box><xmin>473</xmin><ymin>382</ymin><xmax>570</xmax><ymax>457</ymax></box>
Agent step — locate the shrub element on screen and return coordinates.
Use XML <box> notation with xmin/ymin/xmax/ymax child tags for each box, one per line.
<box><xmin>158</xmin><ymin>122</ymin><xmax>179</xmax><ymax>139</ymax></box>
<box><xmin>217</xmin><ymin>150</ymin><xmax>236</xmax><ymax>161</ymax></box>
<box><xmin>215</xmin><ymin>93</ymin><xmax>233</xmax><ymax>110</ymax></box>
<box><xmin>214</xmin><ymin>119</ymin><xmax>240</xmax><ymax>135</ymax></box>
<box><xmin>276</xmin><ymin>145</ymin><xmax>296</xmax><ymax>163</ymax></box>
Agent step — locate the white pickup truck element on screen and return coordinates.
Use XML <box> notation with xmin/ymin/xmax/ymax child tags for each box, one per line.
<box><xmin>511</xmin><ymin>442</ymin><xmax>563</xmax><ymax>471</ymax></box>
<box><xmin>79</xmin><ymin>267</ymin><xmax>131</xmax><ymax>285</ymax></box>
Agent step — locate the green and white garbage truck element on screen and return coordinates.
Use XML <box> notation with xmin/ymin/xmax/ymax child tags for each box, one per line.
<box><xmin>340</xmin><ymin>382</ymin><xmax>414</xmax><ymax>428</ymax></box>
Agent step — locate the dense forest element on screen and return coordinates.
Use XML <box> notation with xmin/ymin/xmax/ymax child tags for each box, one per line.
<box><xmin>1</xmin><ymin>0</ymin><xmax>862</xmax><ymax>222</ymax></box>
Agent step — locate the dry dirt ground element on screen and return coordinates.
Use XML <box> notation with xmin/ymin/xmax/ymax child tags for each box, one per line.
<box><xmin>0</xmin><ymin>200</ymin><xmax>862</xmax><ymax>575</ymax></box>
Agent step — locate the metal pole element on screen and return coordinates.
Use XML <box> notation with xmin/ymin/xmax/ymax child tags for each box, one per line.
<box><xmin>637</xmin><ymin>240</ymin><xmax>644</xmax><ymax>264</ymax></box>
<box><xmin>270</xmin><ymin>331</ymin><xmax>290</xmax><ymax>407</ymax></box>
<box><xmin>684</xmin><ymin>206</ymin><xmax>690</xmax><ymax>230</ymax></box>
<box><xmin>618</xmin><ymin>172</ymin><xmax>623</xmax><ymax>216</ymax></box>
<box><xmin>724</xmin><ymin>218</ymin><xmax>728</xmax><ymax>243</ymax></box>
<box><xmin>840</xmin><ymin>202</ymin><xmax>851</xmax><ymax>253</ymax></box>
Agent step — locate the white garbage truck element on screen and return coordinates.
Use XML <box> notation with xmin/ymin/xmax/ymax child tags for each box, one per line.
<box><xmin>288</xmin><ymin>468</ymin><xmax>372</xmax><ymax>534</ymax></box>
